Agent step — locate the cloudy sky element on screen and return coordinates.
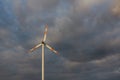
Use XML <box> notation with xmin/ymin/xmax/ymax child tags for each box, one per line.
<box><xmin>0</xmin><ymin>0</ymin><xmax>120</xmax><ymax>80</ymax></box>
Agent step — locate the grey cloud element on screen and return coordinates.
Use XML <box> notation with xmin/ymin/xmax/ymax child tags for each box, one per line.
<box><xmin>0</xmin><ymin>0</ymin><xmax>120</xmax><ymax>80</ymax></box>
<box><xmin>112</xmin><ymin>0</ymin><xmax>120</xmax><ymax>16</ymax></box>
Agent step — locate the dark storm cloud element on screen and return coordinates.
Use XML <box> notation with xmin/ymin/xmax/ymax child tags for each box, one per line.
<box><xmin>0</xmin><ymin>0</ymin><xmax>120</xmax><ymax>80</ymax></box>
<box><xmin>53</xmin><ymin>0</ymin><xmax>120</xmax><ymax>62</ymax></box>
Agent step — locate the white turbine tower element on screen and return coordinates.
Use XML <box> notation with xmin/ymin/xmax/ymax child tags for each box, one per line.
<box><xmin>29</xmin><ymin>24</ymin><xmax>58</xmax><ymax>80</ymax></box>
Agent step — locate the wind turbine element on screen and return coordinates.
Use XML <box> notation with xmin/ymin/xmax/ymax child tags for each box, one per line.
<box><xmin>28</xmin><ymin>24</ymin><xmax>58</xmax><ymax>80</ymax></box>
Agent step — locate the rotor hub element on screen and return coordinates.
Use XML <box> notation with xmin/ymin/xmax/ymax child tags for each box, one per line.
<box><xmin>42</xmin><ymin>41</ymin><xmax>45</xmax><ymax>44</ymax></box>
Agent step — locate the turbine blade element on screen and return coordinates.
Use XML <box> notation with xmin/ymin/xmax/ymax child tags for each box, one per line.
<box><xmin>43</xmin><ymin>24</ymin><xmax>48</xmax><ymax>41</ymax></box>
<box><xmin>29</xmin><ymin>43</ymin><xmax>42</xmax><ymax>52</ymax></box>
<box><xmin>45</xmin><ymin>44</ymin><xmax>58</xmax><ymax>54</ymax></box>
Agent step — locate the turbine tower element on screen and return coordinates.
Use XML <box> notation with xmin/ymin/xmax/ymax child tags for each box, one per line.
<box><xmin>29</xmin><ymin>24</ymin><xmax>58</xmax><ymax>80</ymax></box>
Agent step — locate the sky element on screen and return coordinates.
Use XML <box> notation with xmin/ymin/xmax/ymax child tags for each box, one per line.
<box><xmin>0</xmin><ymin>0</ymin><xmax>120</xmax><ymax>80</ymax></box>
